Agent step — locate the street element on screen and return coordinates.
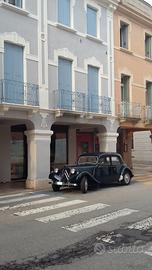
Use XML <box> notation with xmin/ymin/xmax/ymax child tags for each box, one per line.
<box><xmin>0</xmin><ymin>176</ymin><xmax>152</xmax><ymax>270</ymax></box>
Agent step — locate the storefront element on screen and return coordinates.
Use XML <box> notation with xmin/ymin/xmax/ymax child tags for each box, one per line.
<box><xmin>11</xmin><ymin>125</ymin><xmax>27</xmax><ymax>180</ymax></box>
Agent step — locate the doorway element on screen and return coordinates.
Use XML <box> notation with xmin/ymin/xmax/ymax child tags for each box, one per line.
<box><xmin>76</xmin><ymin>132</ymin><xmax>99</xmax><ymax>158</ymax></box>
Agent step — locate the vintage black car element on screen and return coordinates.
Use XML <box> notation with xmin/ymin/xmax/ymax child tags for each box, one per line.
<box><xmin>49</xmin><ymin>152</ymin><xmax>133</xmax><ymax>193</ymax></box>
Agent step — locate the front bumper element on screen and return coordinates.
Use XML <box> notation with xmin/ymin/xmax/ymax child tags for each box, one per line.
<box><xmin>49</xmin><ymin>179</ymin><xmax>78</xmax><ymax>187</ymax></box>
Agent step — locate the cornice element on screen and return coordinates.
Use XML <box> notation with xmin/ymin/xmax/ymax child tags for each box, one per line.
<box><xmin>117</xmin><ymin>0</ymin><xmax>152</xmax><ymax>26</ymax></box>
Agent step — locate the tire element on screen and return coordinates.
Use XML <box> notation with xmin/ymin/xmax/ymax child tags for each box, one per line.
<box><xmin>122</xmin><ymin>172</ymin><xmax>131</xmax><ymax>185</ymax></box>
<box><xmin>52</xmin><ymin>183</ymin><xmax>60</xmax><ymax>192</ymax></box>
<box><xmin>80</xmin><ymin>176</ymin><xmax>88</xmax><ymax>193</ymax></box>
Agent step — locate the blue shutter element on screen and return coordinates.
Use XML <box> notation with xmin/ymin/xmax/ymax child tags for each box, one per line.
<box><xmin>58</xmin><ymin>58</ymin><xmax>72</xmax><ymax>110</ymax></box>
<box><xmin>4</xmin><ymin>42</ymin><xmax>24</xmax><ymax>104</ymax></box>
<box><xmin>88</xmin><ymin>66</ymin><xmax>99</xmax><ymax>112</ymax></box>
<box><xmin>87</xmin><ymin>6</ymin><xmax>97</xmax><ymax>37</ymax></box>
<box><xmin>58</xmin><ymin>0</ymin><xmax>70</xmax><ymax>26</ymax></box>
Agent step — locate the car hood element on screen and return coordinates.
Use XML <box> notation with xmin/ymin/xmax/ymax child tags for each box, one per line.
<box><xmin>64</xmin><ymin>164</ymin><xmax>96</xmax><ymax>173</ymax></box>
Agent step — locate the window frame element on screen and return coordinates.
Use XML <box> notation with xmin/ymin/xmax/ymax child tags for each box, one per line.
<box><xmin>121</xmin><ymin>74</ymin><xmax>130</xmax><ymax>102</ymax></box>
<box><xmin>87</xmin><ymin>5</ymin><xmax>97</xmax><ymax>37</ymax></box>
<box><xmin>85</xmin><ymin>1</ymin><xmax>101</xmax><ymax>40</ymax></box>
<box><xmin>120</xmin><ymin>20</ymin><xmax>129</xmax><ymax>49</ymax></box>
<box><xmin>145</xmin><ymin>33</ymin><xmax>152</xmax><ymax>59</ymax></box>
<box><xmin>58</xmin><ymin>0</ymin><xmax>71</xmax><ymax>27</ymax></box>
<box><xmin>146</xmin><ymin>81</ymin><xmax>152</xmax><ymax>106</ymax></box>
<box><xmin>4</xmin><ymin>0</ymin><xmax>22</xmax><ymax>8</ymax></box>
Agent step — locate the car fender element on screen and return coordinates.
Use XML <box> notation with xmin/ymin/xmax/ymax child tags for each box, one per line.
<box><xmin>76</xmin><ymin>171</ymin><xmax>100</xmax><ymax>184</ymax></box>
<box><xmin>119</xmin><ymin>166</ymin><xmax>133</xmax><ymax>181</ymax></box>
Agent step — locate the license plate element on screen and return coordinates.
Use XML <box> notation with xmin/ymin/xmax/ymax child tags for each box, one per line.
<box><xmin>56</xmin><ymin>181</ymin><xmax>63</xmax><ymax>186</ymax></box>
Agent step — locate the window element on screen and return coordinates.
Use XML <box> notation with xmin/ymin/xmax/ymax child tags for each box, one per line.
<box><xmin>121</xmin><ymin>74</ymin><xmax>130</xmax><ymax>102</ymax></box>
<box><xmin>58</xmin><ymin>0</ymin><xmax>70</xmax><ymax>26</ymax></box>
<box><xmin>58</xmin><ymin>58</ymin><xmax>72</xmax><ymax>110</ymax></box>
<box><xmin>121</xmin><ymin>74</ymin><xmax>130</xmax><ymax>117</ymax></box>
<box><xmin>145</xmin><ymin>33</ymin><xmax>152</xmax><ymax>58</ymax></box>
<box><xmin>87</xmin><ymin>5</ymin><xmax>97</xmax><ymax>37</ymax></box>
<box><xmin>4</xmin><ymin>42</ymin><xmax>24</xmax><ymax>104</ymax></box>
<box><xmin>111</xmin><ymin>156</ymin><xmax>121</xmax><ymax>165</ymax></box>
<box><xmin>88</xmin><ymin>65</ymin><xmax>99</xmax><ymax>112</ymax></box>
<box><xmin>146</xmin><ymin>81</ymin><xmax>152</xmax><ymax>106</ymax></box>
<box><xmin>120</xmin><ymin>21</ymin><xmax>128</xmax><ymax>49</ymax></box>
<box><xmin>4</xmin><ymin>0</ymin><xmax>22</xmax><ymax>8</ymax></box>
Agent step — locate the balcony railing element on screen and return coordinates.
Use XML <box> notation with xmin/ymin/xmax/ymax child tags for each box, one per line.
<box><xmin>118</xmin><ymin>102</ymin><xmax>142</xmax><ymax>119</ymax></box>
<box><xmin>53</xmin><ymin>89</ymin><xmax>111</xmax><ymax>115</ymax></box>
<box><xmin>0</xmin><ymin>79</ymin><xmax>39</xmax><ymax>106</ymax></box>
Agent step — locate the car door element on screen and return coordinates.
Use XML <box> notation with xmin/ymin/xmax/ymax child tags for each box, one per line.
<box><xmin>94</xmin><ymin>155</ymin><xmax>111</xmax><ymax>184</ymax></box>
<box><xmin>110</xmin><ymin>155</ymin><xmax>122</xmax><ymax>182</ymax></box>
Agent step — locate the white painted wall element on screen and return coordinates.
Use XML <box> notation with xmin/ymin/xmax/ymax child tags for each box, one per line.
<box><xmin>132</xmin><ymin>131</ymin><xmax>152</xmax><ymax>164</ymax></box>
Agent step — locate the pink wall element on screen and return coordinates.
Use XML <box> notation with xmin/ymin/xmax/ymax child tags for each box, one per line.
<box><xmin>114</xmin><ymin>9</ymin><xmax>152</xmax><ymax>108</ymax></box>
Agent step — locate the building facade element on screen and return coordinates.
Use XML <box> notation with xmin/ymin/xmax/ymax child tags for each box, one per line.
<box><xmin>114</xmin><ymin>0</ymin><xmax>152</xmax><ymax>168</ymax></box>
<box><xmin>0</xmin><ymin>0</ymin><xmax>119</xmax><ymax>190</ymax></box>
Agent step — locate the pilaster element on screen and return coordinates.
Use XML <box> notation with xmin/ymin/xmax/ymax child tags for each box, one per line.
<box><xmin>25</xmin><ymin>129</ymin><xmax>53</xmax><ymax>190</ymax></box>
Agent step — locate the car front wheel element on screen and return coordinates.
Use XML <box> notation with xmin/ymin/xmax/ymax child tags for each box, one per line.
<box><xmin>80</xmin><ymin>176</ymin><xmax>88</xmax><ymax>193</ymax></box>
<box><xmin>122</xmin><ymin>172</ymin><xmax>131</xmax><ymax>185</ymax></box>
<box><xmin>52</xmin><ymin>183</ymin><xmax>60</xmax><ymax>192</ymax></box>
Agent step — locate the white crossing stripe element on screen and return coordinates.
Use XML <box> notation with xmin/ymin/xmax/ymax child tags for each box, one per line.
<box><xmin>144</xmin><ymin>246</ymin><xmax>152</xmax><ymax>257</ymax></box>
<box><xmin>0</xmin><ymin>194</ymin><xmax>49</xmax><ymax>205</ymax></box>
<box><xmin>0</xmin><ymin>197</ymin><xmax>65</xmax><ymax>212</ymax></box>
<box><xmin>0</xmin><ymin>192</ymin><xmax>32</xmax><ymax>199</ymax></box>
<box><xmin>36</xmin><ymin>203</ymin><xmax>109</xmax><ymax>223</ymax></box>
<box><xmin>14</xmin><ymin>200</ymin><xmax>86</xmax><ymax>217</ymax></box>
<box><xmin>128</xmin><ymin>217</ymin><xmax>152</xmax><ymax>231</ymax></box>
<box><xmin>63</xmin><ymin>208</ymin><xmax>138</xmax><ymax>232</ymax></box>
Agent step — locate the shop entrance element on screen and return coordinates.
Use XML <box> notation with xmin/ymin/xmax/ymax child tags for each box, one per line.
<box><xmin>11</xmin><ymin>125</ymin><xmax>27</xmax><ymax>180</ymax></box>
<box><xmin>76</xmin><ymin>132</ymin><xmax>99</xmax><ymax>158</ymax></box>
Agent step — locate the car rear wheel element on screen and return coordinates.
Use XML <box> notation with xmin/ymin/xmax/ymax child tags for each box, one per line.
<box><xmin>52</xmin><ymin>183</ymin><xmax>60</xmax><ymax>192</ymax></box>
<box><xmin>80</xmin><ymin>176</ymin><xmax>88</xmax><ymax>193</ymax></box>
<box><xmin>122</xmin><ymin>172</ymin><xmax>131</xmax><ymax>185</ymax></box>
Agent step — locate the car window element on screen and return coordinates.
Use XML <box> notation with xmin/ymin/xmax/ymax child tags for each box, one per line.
<box><xmin>78</xmin><ymin>155</ymin><xmax>98</xmax><ymax>164</ymax></box>
<box><xmin>99</xmin><ymin>156</ymin><xmax>110</xmax><ymax>165</ymax></box>
<box><xmin>111</xmin><ymin>156</ymin><xmax>121</xmax><ymax>165</ymax></box>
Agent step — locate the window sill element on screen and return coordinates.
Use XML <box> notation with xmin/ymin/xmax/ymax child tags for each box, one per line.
<box><xmin>86</xmin><ymin>34</ymin><xmax>103</xmax><ymax>44</ymax></box>
<box><xmin>56</xmin><ymin>23</ymin><xmax>77</xmax><ymax>34</ymax></box>
<box><xmin>145</xmin><ymin>57</ymin><xmax>152</xmax><ymax>62</ymax></box>
<box><xmin>0</xmin><ymin>1</ymin><xmax>29</xmax><ymax>16</ymax></box>
<box><xmin>120</xmin><ymin>47</ymin><xmax>133</xmax><ymax>55</ymax></box>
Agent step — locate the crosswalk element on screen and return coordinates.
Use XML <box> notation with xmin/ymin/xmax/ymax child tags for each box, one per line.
<box><xmin>0</xmin><ymin>192</ymin><xmax>152</xmax><ymax>258</ymax></box>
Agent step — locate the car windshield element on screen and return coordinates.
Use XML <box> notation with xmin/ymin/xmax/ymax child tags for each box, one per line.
<box><xmin>78</xmin><ymin>155</ymin><xmax>98</xmax><ymax>165</ymax></box>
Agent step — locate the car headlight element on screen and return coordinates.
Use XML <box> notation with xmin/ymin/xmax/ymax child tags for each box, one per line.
<box><xmin>54</xmin><ymin>168</ymin><xmax>59</xmax><ymax>173</ymax></box>
<box><xmin>70</xmin><ymin>168</ymin><xmax>76</xmax><ymax>174</ymax></box>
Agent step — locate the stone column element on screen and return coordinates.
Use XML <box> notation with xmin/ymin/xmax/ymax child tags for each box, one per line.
<box><xmin>25</xmin><ymin>129</ymin><xmax>53</xmax><ymax>190</ymax></box>
<box><xmin>0</xmin><ymin>125</ymin><xmax>11</xmax><ymax>183</ymax></box>
<box><xmin>68</xmin><ymin>127</ymin><xmax>77</xmax><ymax>165</ymax></box>
<box><xmin>97</xmin><ymin>132</ymin><xmax>119</xmax><ymax>152</ymax></box>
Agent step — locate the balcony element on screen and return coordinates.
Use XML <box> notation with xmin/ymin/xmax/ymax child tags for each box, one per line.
<box><xmin>53</xmin><ymin>89</ymin><xmax>111</xmax><ymax>115</ymax></box>
<box><xmin>118</xmin><ymin>102</ymin><xmax>142</xmax><ymax>120</ymax></box>
<box><xmin>0</xmin><ymin>79</ymin><xmax>39</xmax><ymax>107</ymax></box>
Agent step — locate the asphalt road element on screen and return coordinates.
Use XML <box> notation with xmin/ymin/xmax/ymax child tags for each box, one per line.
<box><xmin>0</xmin><ymin>176</ymin><xmax>152</xmax><ymax>270</ymax></box>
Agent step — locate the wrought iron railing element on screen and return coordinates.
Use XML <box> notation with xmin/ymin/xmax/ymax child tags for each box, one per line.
<box><xmin>53</xmin><ymin>89</ymin><xmax>111</xmax><ymax>115</ymax></box>
<box><xmin>0</xmin><ymin>79</ymin><xmax>39</xmax><ymax>106</ymax></box>
<box><xmin>118</xmin><ymin>102</ymin><xmax>142</xmax><ymax>119</ymax></box>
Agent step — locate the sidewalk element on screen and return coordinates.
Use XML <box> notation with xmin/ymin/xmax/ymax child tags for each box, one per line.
<box><xmin>0</xmin><ymin>181</ymin><xmax>31</xmax><ymax>196</ymax></box>
<box><xmin>133</xmin><ymin>163</ymin><xmax>152</xmax><ymax>176</ymax></box>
